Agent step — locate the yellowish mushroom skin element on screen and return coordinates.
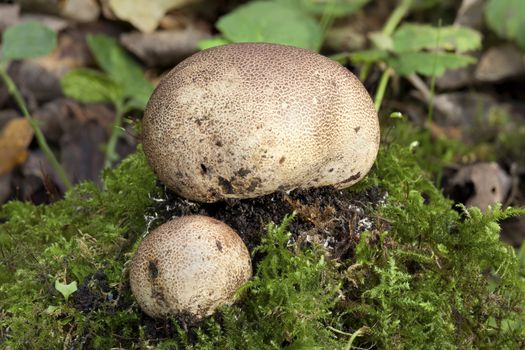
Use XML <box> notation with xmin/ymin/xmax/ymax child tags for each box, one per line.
<box><xmin>143</xmin><ymin>43</ymin><xmax>380</xmax><ymax>203</ymax></box>
<box><xmin>130</xmin><ymin>215</ymin><xmax>252</xmax><ymax>319</ymax></box>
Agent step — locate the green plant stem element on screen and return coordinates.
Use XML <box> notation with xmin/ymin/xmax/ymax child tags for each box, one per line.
<box><xmin>427</xmin><ymin>19</ymin><xmax>442</xmax><ymax>124</ymax></box>
<box><xmin>382</xmin><ymin>0</ymin><xmax>413</xmax><ymax>36</ymax></box>
<box><xmin>360</xmin><ymin>0</ymin><xmax>412</xmax><ymax>81</ymax></box>
<box><xmin>319</xmin><ymin>1</ymin><xmax>337</xmax><ymax>40</ymax></box>
<box><xmin>374</xmin><ymin>68</ymin><xmax>392</xmax><ymax>111</ymax></box>
<box><xmin>104</xmin><ymin>102</ymin><xmax>125</xmax><ymax>169</ymax></box>
<box><xmin>359</xmin><ymin>63</ymin><xmax>372</xmax><ymax>81</ymax></box>
<box><xmin>0</xmin><ymin>64</ymin><xmax>73</xmax><ymax>190</ymax></box>
<box><xmin>344</xmin><ymin>326</ymin><xmax>368</xmax><ymax>350</ymax></box>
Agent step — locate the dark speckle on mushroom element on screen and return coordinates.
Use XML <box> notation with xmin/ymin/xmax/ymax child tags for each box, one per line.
<box><xmin>247</xmin><ymin>177</ymin><xmax>262</xmax><ymax>192</ymax></box>
<box><xmin>148</xmin><ymin>261</ymin><xmax>158</xmax><ymax>279</ymax></box>
<box><xmin>234</xmin><ymin>168</ymin><xmax>252</xmax><ymax>177</ymax></box>
<box><xmin>343</xmin><ymin>172</ymin><xmax>361</xmax><ymax>183</ymax></box>
<box><xmin>218</xmin><ymin>176</ymin><xmax>234</xmax><ymax>194</ymax></box>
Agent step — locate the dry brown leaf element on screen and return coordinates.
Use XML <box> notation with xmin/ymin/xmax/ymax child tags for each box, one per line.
<box><xmin>109</xmin><ymin>0</ymin><xmax>201</xmax><ymax>32</ymax></box>
<box><xmin>426</xmin><ymin>121</ymin><xmax>463</xmax><ymax>140</ymax></box>
<box><xmin>0</xmin><ymin>173</ymin><xmax>11</xmax><ymax>204</ymax></box>
<box><xmin>0</xmin><ymin>118</ymin><xmax>34</xmax><ymax>175</ymax></box>
<box><xmin>446</xmin><ymin>162</ymin><xmax>512</xmax><ymax>212</ymax></box>
<box><xmin>454</xmin><ymin>0</ymin><xmax>485</xmax><ymax>29</ymax></box>
<box><xmin>120</xmin><ymin>26</ymin><xmax>211</xmax><ymax>67</ymax></box>
<box><xmin>475</xmin><ymin>44</ymin><xmax>525</xmax><ymax>82</ymax></box>
<box><xmin>0</xmin><ymin>4</ymin><xmax>20</xmax><ymax>31</ymax></box>
<box><xmin>59</xmin><ymin>0</ymin><xmax>100</xmax><ymax>23</ymax></box>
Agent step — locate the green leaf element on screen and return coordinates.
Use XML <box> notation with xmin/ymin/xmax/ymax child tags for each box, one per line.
<box><xmin>278</xmin><ymin>0</ymin><xmax>370</xmax><ymax>17</ymax></box>
<box><xmin>45</xmin><ymin>305</ymin><xmax>61</xmax><ymax>315</ymax></box>
<box><xmin>485</xmin><ymin>0</ymin><xmax>525</xmax><ymax>50</ymax></box>
<box><xmin>349</xmin><ymin>49</ymin><xmax>389</xmax><ymax>64</ymax></box>
<box><xmin>86</xmin><ymin>34</ymin><xmax>153</xmax><ymax>110</ymax></box>
<box><xmin>393</xmin><ymin>24</ymin><xmax>482</xmax><ymax>52</ymax></box>
<box><xmin>54</xmin><ymin>280</ymin><xmax>77</xmax><ymax>302</ymax></box>
<box><xmin>217</xmin><ymin>1</ymin><xmax>323</xmax><ymax>51</ymax></box>
<box><xmin>61</xmin><ymin>68</ymin><xmax>123</xmax><ymax>104</ymax></box>
<box><xmin>387</xmin><ymin>51</ymin><xmax>476</xmax><ymax>76</ymax></box>
<box><xmin>197</xmin><ymin>37</ymin><xmax>231</xmax><ymax>50</ymax></box>
<box><xmin>1</xmin><ymin>22</ymin><xmax>57</xmax><ymax>61</ymax></box>
<box><xmin>410</xmin><ymin>0</ymin><xmax>442</xmax><ymax>10</ymax></box>
<box><xmin>370</xmin><ymin>31</ymin><xmax>394</xmax><ymax>51</ymax></box>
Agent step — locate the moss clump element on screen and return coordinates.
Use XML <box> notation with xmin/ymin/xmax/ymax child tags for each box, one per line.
<box><xmin>1</xmin><ymin>124</ymin><xmax>524</xmax><ymax>349</ymax></box>
<box><xmin>347</xmin><ymin>141</ymin><xmax>525</xmax><ymax>348</ymax></box>
<box><xmin>0</xmin><ymin>151</ymin><xmax>158</xmax><ymax>348</ymax></box>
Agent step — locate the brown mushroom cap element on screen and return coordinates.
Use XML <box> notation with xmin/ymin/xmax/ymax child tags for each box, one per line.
<box><xmin>143</xmin><ymin>42</ymin><xmax>380</xmax><ymax>203</ymax></box>
<box><xmin>130</xmin><ymin>215</ymin><xmax>252</xmax><ymax>319</ymax></box>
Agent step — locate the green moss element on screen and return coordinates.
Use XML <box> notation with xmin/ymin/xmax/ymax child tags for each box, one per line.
<box><xmin>1</xmin><ymin>125</ymin><xmax>524</xmax><ymax>349</ymax></box>
<box><xmin>0</xmin><ymin>150</ymin><xmax>158</xmax><ymax>348</ymax></box>
<box><xmin>347</xmin><ymin>123</ymin><xmax>525</xmax><ymax>348</ymax></box>
<box><xmin>200</xmin><ymin>214</ymin><xmax>343</xmax><ymax>349</ymax></box>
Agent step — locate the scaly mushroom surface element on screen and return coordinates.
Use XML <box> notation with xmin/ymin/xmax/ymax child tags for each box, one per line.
<box><xmin>143</xmin><ymin>42</ymin><xmax>380</xmax><ymax>202</ymax></box>
<box><xmin>130</xmin><ymin>215</ymin><xmax>252</xmax><ymax>319</ymax></box>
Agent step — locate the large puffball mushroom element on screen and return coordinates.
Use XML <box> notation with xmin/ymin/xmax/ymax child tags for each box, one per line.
<box><xmin>143</xmin><ymin>42</ymin><xmax>380</xmax><ymax>203</ymax></box>
<box><xmin>130</xmin><ymin>215</ymin><xmax>252</xmax><ymax>319</ymax></box>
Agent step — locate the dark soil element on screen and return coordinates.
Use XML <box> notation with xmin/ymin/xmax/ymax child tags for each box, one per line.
<box><xmin>148</xmin><ymin>184</ymin><xmax>388</xmax><ymax>260</ymax></box>
<box><xmin>72</xmin><ymin>270</ymin><xmax>111</xmax><ymax>313</ymax></box>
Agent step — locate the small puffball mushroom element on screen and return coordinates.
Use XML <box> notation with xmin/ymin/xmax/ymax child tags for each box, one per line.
<box><xmin>130</xmin><ymin>215</ymin><xmax>252</xmax><ymax>319</ymax></box>
<box><xmin>143</xmin><ymin>42</ymin><xmax>380</xmax><ymax>203</ymax></box>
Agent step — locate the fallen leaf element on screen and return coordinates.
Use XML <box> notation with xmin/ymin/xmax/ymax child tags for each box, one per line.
<box><xmin>9</xmin><ymin>0</ymin><xmax>59</xmax><ymax>14</ymax></box>
<box><xmin>0</xmin><ymin>118</ymin><xmax>34</xmax><ymax>175</ymax></box>
<box><xmin>158</xmin><ymin>11</ymin><xmax>202</xmax><ymax>30</ymax></box>
<box><xmin>0</xmin><ymin>173</ymin><xmax>11</xmax><ymax>204</ymax></box>
<box><xmin>32</xmin><ymin>98</ymin><xmax>70</xmax><ymax>144</ymax></box>
<box><xmin>0</xmin><ymin>4</ymin><xmax>20</xmax><ymax>31</ymax></box>
<box><xmin>27</xmin><ymin>99</ymin><xmax>135</xmax><ymax>191</ymax></box>
<box><xmin>475</xmin><ymin>44</ymin><xmax>525</xmax><ymax>82</ymax></box>
<box><xmin>435</xmin><ymin>64</ymin><xmax>477</xmax><ymax>90</ymax></box>
<box><xmin>59</xmin><ymin>0</ymin><xmax>100</xmax><ymax>23</ymax></box>
<box><xmin>445</xmin><ymin>162</ymin><xmax>511</xmax><ymax>212</ymax></box>
<box><xmin>59</xmin><ymin>116</ymin><xmax>109</xmax><ymax>185</ymax></box>
<box><xmin>501</xmin><ymin>216</ymin><xmax>525</xmax><ymax>247</ymax></box>
<box><xmin>58</xmin><ymin>100</ymin><xmax>135</xmax><ymax>185</ymax></box>
<box><xmin>109</xmin><ymin>0</ymin><xmax>201</xmax><ymax>32</ymax></box>
<box><xmin>431</xmin><ymin>92</ymin><xmax>497</xmax><ymax>127</ymax></box>
<box><xmin>120</xmin><ymin>26</ymin><xmax>211</xmax><ymax>67</ymax></box>
<box><xmin>10</xmin><ymin>60</ymin><xmax>63</xmax><ymax>104</ymax></box>
<box><xmin>454</xmin><ymin>0</ymin><xmax>485</xmax><ymax>29</ymax></box>
<box><xmin>426</xmin><ymin>121</ymin><xmax>463</xmax><ymax>140</ymax></box>
<box><xmin>0</xmin><ymin>109</ymin><xmax>19</xmax><ymax>130</ymax></box>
